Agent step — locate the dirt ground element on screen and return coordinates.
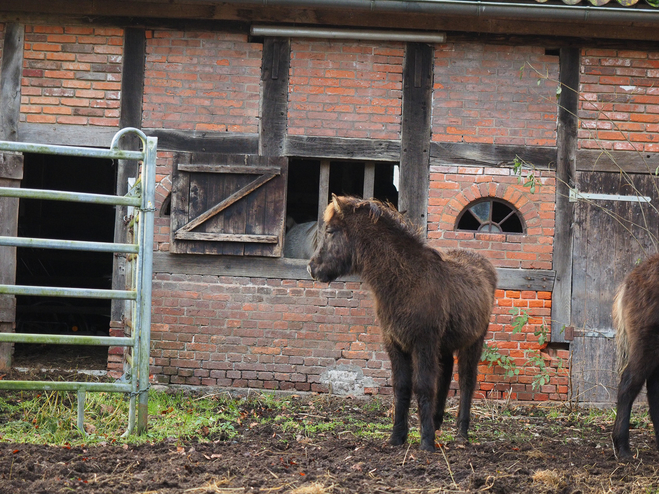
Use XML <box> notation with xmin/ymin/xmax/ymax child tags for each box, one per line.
<box><xmin>1</xmin><ymin>391</ymin><xmax>659</xmax><ymax>494</ymax></box>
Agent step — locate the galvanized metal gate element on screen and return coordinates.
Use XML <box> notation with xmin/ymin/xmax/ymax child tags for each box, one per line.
<box><xmin>0</xmin><ymin>127</ymin><xmax>157</xmax><ymax>434</ymax></box>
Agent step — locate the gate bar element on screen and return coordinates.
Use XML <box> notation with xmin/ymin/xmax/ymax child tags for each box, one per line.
<box><xmin>0</xmin><ymin>140</ymin><xmax>144</xmax><ymax>161</ymax></box>
<box><xmin>0</xmin><ymin>381</ymin><xmax>133</xmax><ymax>392</ymax></box>
<box><xmin>0</xmin><ymin>236</ymin><xmax>139</xmax><ymax>254</ymax></box>
<box><xmin>0</xmin><ymin>285</ymin><xmax>136</xmax><ymax>300</ymax></box>
<box><xmin>0</xmin><ymin>333</ymin><xmax>134</xmax><ymax>346</ymax></box>
<box><xmin>0</xmin><ymin>186</ymin><xmax>142</xmax><ymax>207</ymax></box>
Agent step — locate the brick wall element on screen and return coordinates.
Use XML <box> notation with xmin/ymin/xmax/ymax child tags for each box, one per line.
<box><xmin>579</xmin><ymin>48</ymin><xmax>659</xmax><ymax>152</ymax></box>
<box><xmin>150</xmin><ymin>275</ymin><xmax>391</xmax><ymax>393</ymax></box>
<box><xmin>478</xmin><ymin>290</ymin><xmax>568</xmax><ymax>402</ymax></box>
<box><xmin>427</xmin><ymin>165</ymin><xmax>556</xmax><ymax>270</ymax></box>
<box><xmin>20</xmin><ymin>26</ymin><xmax>123</xmax><ymax>126</ymax></box>
<box><xmin>288</xmin><ymin>40</ymin><xmax>403</xmax><ymax>139</ymax></box>
<box><xmin>149</xmin><ymin>274</ymin><xmax>565</xmax><ymax>400</ymax></box>
<box><xmin>145</xmin><ymin>36</ymin><xmax>565</xmax><ymax>401</ymax></box>
<box><xmin>432</xmin><ymin>43</ymin><xmax>559</xmax><ymax>146</ymax></box>
<box><xmin>142</xmin><ymin>30</ymin><xmax>262</xmax><ymax>133</ymax></box>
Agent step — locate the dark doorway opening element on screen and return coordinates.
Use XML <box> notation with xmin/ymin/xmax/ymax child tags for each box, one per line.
<box><xmin>13</xmin><ymin>153</ymin><xmax>116</xmax><ymax>370</ymax></box>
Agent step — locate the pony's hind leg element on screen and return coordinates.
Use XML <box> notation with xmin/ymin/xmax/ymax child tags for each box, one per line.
<box><xmin>456</xmin><ymin>335</ymin><xmax>485</xmax><ymax>442</ymax></box>
<box><xmin>646</xmin><ymin>365</ymin><xmax>659</xmax><ymax>453</ymax></box>
<box><xmin>434</xmin><ymin>353</ymin><xmax>454</xmax><ymax>432</ymax></box>
<box><xmin>613</xmin><ymin>362</ymin><xmax>648</xmax><ymax>460</ymax></box>
<box><xmin>386</xmin><ymin>341</ymin><xmax>413</xmax><ymax>447</ymax></box>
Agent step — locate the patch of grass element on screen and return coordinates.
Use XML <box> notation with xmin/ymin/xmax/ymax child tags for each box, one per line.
<box><xmin>0</xmin><ymin>389</ymin><xmax>250</xmax><ymax>446</ymax></box>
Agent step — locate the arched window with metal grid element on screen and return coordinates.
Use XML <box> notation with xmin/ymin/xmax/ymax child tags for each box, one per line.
<box><xmin>456</xmin><ymin>198</ymin><xmax>525</xmax><ymax>234</ymax></box>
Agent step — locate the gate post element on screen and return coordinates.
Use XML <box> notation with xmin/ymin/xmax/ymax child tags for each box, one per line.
<box><xmin>137</xmin><ymin>135</ymin><xmax>157</xmax><ymax>434</ymax></box>
<box><xmin>0</xmin><ymin>152</ymin><xmax>22</xmax><ymax>370</ymax></box>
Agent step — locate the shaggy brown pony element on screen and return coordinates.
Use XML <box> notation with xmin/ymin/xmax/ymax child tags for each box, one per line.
<box><xmin>308</xmin><ymin>195</ymin><xmax>497</xmax><ymax>452</ymax></box>
<box><xmin>612</xmin><ymin>253</ymin><xmax>659</xmax><ymax>460</ymax></box>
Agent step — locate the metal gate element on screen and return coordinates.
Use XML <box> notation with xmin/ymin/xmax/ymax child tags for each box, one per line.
<box><xmin>0</xmin><ymin>127</ymin><xmax>157</xmax><ymax>434</ymax></box>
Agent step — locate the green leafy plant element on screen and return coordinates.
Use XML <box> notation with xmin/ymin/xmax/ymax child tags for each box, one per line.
<box><xmin>481</xmin><ymin>343</ymin><xmax>520</xmax><ymax>378</ymax></box>
<box><xmin>513</xmin><ymin>156</ymin><xmax>540</xmax><ymax>194</ymax></box>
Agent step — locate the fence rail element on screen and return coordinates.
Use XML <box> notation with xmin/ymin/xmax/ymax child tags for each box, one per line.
<box><xmin>0</xmin><ymin>127</ymin><xmax>157</xmax><ymax>435</ymax></box>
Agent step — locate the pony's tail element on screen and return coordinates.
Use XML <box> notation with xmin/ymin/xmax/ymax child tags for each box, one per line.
<box><xmin>613</xmin><ymin>283</ymin><xmax>629</xmax><ymax>376</ymax></box>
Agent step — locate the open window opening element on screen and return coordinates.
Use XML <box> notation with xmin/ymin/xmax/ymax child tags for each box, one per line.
<box><xmin>456</xmin><ymin>198</ymin><xmax>525</xmax><ymax>234</ymax></box>
<box><xmin>284</xmin><ymin>158</ymin><xmax>399</xmax><ymax>258</ymax></box>
<box><xmin>14</xmin><ymin>153</ymin><xmax>116</xmax><ymax>370</ymax></box>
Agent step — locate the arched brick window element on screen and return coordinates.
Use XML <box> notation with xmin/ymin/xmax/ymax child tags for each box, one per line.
<box><xmin>456</xmin><ymin>198</ymin><xmax>525</xmax><ymax>234</ymax></box>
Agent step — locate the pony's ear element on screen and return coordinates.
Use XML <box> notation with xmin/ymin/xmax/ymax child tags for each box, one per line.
<box><xmin>331</xmin><ymin>194</ymin><xmax>343</xmax><ymax>216</ymax></box>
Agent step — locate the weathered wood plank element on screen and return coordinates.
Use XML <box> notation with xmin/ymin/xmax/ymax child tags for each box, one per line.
<box><xmin>260</xmin><ymin>37</ymin><xmax>290</xmax><ymax>157</ymax></box>
<box><xmin>577</xmin><ymin>149</ymin><xmax>659</xmax><ymax>175</ymax></box>
<box><xmin>175</xmin><ymin>232</ymin><xmax>278</xmax><ymax>243</ymax></box>
<box><xmin>0</xmin><ymin>23</ymin><xmax>24</xmax><ymax>142</ymax></box>
<box><xmin>430</xmin><ymin>141</ymin><xmax>557</xmax><ymax>168</ymax></box>
<box><xmin>170</xmin><ymin>153</ymin><xmax>192</xmax><ymax>254</ymax></box>
<box><xmin>18</xmin><ymin>123</ymin><xmax>117</xmax><ymax>147</ymax></box>
<box><xmin>399</xmin><ymin>42</ymin><xmax>433</xmax><ymax>232</ymax></box>
<box><xmin>285</xmin><ymin>135</ymin><xmax>400</xmax><ymax>162</ymax></box>
<box><xmin>0</xmin><ymin>23</ymin><xmax>24</xmax><ymax>370</ymax></box>
<box><xmin>497</xmin><ymin>268</ymin><xmax>555</xmax><ymax>292</ymax></box>
<box><xmin>570</xmin><ymin>336</ymin><xmax>618</xmax><ymax>404</ymax></box>
<box><xmin>178</xmin><ymin>164</ymin><xmax>281</xmax><ymax>175</ymax></box>
<box><xmin>144</xmin><ymin>129</ymin><xmax>259</xmax><ymax>154</ymax></box>
<box><xmin>153</xmin><ymin>251</ymin><xmax>555</xmax><ymax>290</ymax></box>
<box><xmin>552</xmin><ymin>47</ymin><xmax>580</xmax><ymax>343</ymax></box>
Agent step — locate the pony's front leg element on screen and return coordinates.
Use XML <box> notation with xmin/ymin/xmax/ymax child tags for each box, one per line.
<box><xmin>413</xmin><ymin>346</ymin><xmax>438</xmax><ymax>452</ymax></box>
<box><xmin>387</xmin><ymin>342</ymin><xmax>413</xmax><ymax>446</ymax></box>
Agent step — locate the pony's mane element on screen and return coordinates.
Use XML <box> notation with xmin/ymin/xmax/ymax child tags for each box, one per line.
<box><xmin>341</xmin><ymin>196</ymin><xmax>425</xmax><ymax>244</ymax></box>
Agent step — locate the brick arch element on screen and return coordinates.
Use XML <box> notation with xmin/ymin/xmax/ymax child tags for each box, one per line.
<box><xmin>437</xmin><ymin>182</ymin><xmax>540</xmax><ymax>233</ymax></box>
<box><xmin>155</xmin><ymin>174</ymin><xmax>172</xmax><ymax>217</ymax></box>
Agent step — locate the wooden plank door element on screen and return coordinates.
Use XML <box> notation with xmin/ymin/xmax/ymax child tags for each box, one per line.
<box><xmin>170</xmin><ymin>154</ymin><xmax>288</xmax><ymax>257</ymax></box>
<box><xmin>570</xmin><ymin>171</ymin><xmax>659</xmax><ymax>403</ymax></box>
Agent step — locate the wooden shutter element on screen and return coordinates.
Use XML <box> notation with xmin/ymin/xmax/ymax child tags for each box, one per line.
<box><xmin>170</xmin><ymin>154</ymin><xmax>288</xmax><ymax>256</ymax></box>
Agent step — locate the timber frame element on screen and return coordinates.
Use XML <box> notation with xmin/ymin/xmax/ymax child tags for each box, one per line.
<box><xmin>5</xmin><ymin>3</ymin><xmax>658</xmax><ymax>296</ymax></box>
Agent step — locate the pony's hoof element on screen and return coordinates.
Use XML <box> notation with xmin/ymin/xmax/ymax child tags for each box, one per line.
<box><xmin>420</xmin><ymin>440</ymin><xmax>436</xmax><ymax>452</ymax></box>
<box><xmin>615</xmin><ymin>449</ymin><xmax>634</xmax><ymax>461</ymax></box>
<box><xmin>388</xmin><ymin>435</ymin><xmax>407</xmax><ymax>446</ymax></box>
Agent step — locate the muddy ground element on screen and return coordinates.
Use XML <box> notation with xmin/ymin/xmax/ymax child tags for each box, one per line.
<box><xmin>1</xmin><ymin>390</ymin><xmax>659</xmax><ymax>494</ymax></box>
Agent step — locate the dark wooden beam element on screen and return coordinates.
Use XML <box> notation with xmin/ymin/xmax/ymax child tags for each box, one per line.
<box><xmin>153</xmin><ymin>252</ymin><xmax>555</xmax><ymax>291</ymax></box>
<box><xmin>0</xmin><ymin>22</ymin><xmax>24</xmax><ymax>370</ymax></box>
<box><xmin>144</xmin><ymin>129</ymin><xmax>259</xmax><ymax>154</ymax></box>
<box><xmin>430</xmin><ymin>141</ymin><xmax>556</xmax><ymax>169</ymax></box>
<box><xmin>552</xmin><ymin>47</ymin><xmax>580</xmax><ymax>343</ymax></box>
<box><xmin>0</xmin><ymin>23</ymin><xmax>24</xmax><ymax>142</ymax></box>
<box><xmin>112</xmin><ymin>27</ymin><xmax>146</xmax><ymax>323</ymax></box>
<box><xmin>284</xmin><ymin>135</ymin><xmax>400</xmax><ymax>161</ymax></box>
<box><xmin>577</xmin><ymin>149</ymin><xmax>659</xmax><ymax>175</ymax></box>
<box><xmin>260</xmin><ymin>37</ymin><xmax>290</xmax><ymax>157</ymax></box>
<box><xmin>400</xmin><ymin>42</ymin><xmax>433</xmax><ymax>232</ymax></box>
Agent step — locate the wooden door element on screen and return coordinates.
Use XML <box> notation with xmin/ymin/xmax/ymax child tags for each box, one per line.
<box><xmin>170</xmin><ymin>154</ymin><xmax>288</xmax><ymax>257</ymax></box>
<box><xmin>570</xmin><ymin>171</ymin><xmax>659</xmax><ymax>403</ymax></box>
